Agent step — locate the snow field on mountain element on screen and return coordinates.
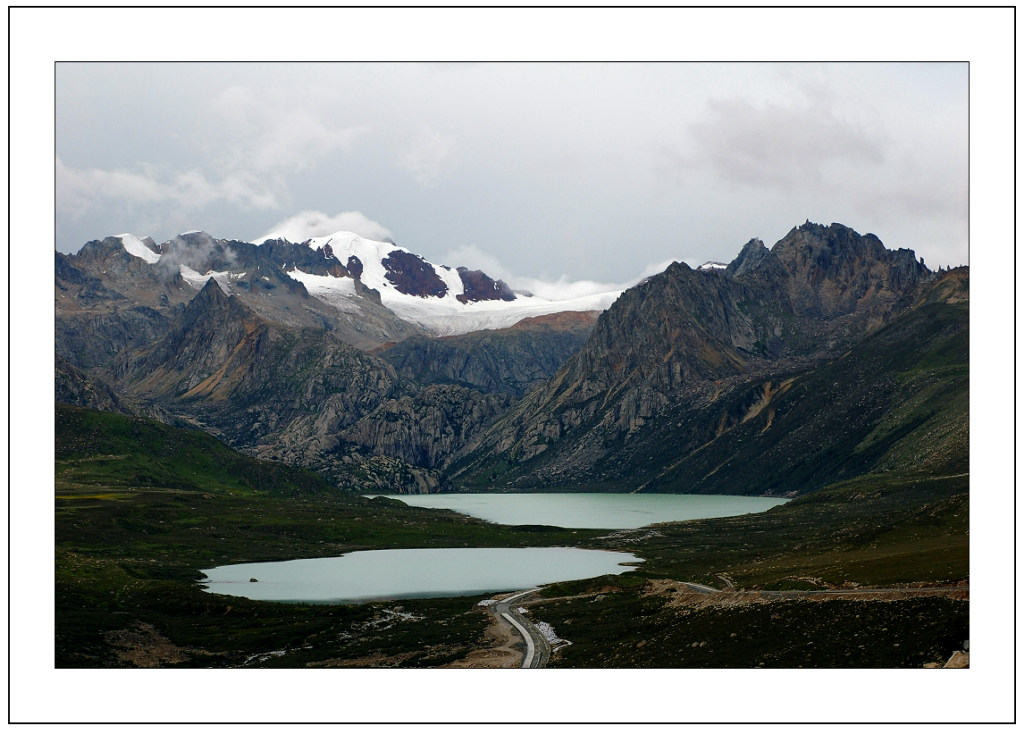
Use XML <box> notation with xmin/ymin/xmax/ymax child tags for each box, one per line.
<box><xmin>385</xmin><ymin>288</ymin><xmax>620</xmax><ymax>336</ymax></box>
<box><xmin>117</xmin><ymin>233</ymin><xmax>161</xmax><ymax>264</ymax></box>
<box><xmin>277</xmin><ymin>230</ymin><xmax>623</xmax><ymax>335</ymax></box>
<box><xmin>301</xmin><ymin>231</ymin><xmax>467</xmax><ymax>301</ymax></box>
<box><xmin>120</xmin><ymin>228</ymin><xmax>623</xmax><ymax>336</ymax></box>
<box><xmin>287</xmin><ymin>266</ymin><xmax>619</xmax><ymax>335</ymax></box>
<box><xmin>179</xmin><ymin>265</ymin><xmax>247</xmax><ymax>294</ymax></box>
<box><xmin>285</xmin><ymin>269</ymin><xmax>361</xmax><ymax>313</ymax></box>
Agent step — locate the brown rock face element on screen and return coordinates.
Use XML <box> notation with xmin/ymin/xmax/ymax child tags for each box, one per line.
<box><xmin>382</xmin><ymin>250</ymin><xmax>449</xmax><ymax>298</ymax></box>
<box><xmin>378</xmin><ymin>310</ymin><xmax>598</xmax><ymax>398</ymax></box>
<box><xmin>456</xmin><ymin>267</ymin><xmax>517</xmax><ymax>303</ymax></box>
<box><xmin>114</xmin><ymin>279</ymin><xmax>412</xmax><ymax>453</ymax></box>
<box><xmin>767</xmin><ymin>221</ymin><xmax>929</xmax><ymax>319</ymax></box>
<box><xmin>339</xmin><ymin>384</ymin><xmax>510</xmax><ymax>471</ymax></box>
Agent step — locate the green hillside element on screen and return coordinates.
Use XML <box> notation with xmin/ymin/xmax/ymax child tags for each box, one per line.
<box><xmin>57</xmin><ymin>404</ymin><xmax>331</xmax><ymax>497</ymax></box>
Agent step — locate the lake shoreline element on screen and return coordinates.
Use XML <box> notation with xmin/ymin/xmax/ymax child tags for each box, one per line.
<box><xmin>201</xmin><ymin>546</ymin><xmax>643</xmax><ymax>604</ymax></box>
<box><xmin>369</xmin><ymin>492</ymin><xmax>789</xmax><ymax>530</ymax></box>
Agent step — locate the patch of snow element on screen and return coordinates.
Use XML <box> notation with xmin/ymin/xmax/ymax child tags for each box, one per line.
<box><xmin>385</xmin><ymin>289</ymin><xmax>620</xmax><ymax>336</ymax></box>
<box><xmin>178</xmin><ymin>265</ymin><xmax>241</xmax><ymax>294</ymax></box>
<box><xmin>307</xmin><ymin>231</ymin><xmax>458</xmax><ymax>300</ymax></box>
<box><xmin>243</xmin><ymin>649</ymin><xmax>287</xmax><ymax>666</ymax></box>
<box><xmin>287</xmin><ymin>268</ymin><xmax>360</xmax><ymax>313</ymax></box>
<box><xmin>698</xmin><ymin>261</ymin><xmax>728</xmax><ymax>271</ymax></box>
<box><xmin>536</xmin><ymin>621</ymin><xmax>572</xmax><ymax>651</ymax></box>
<box><xmin>178</xmin><ymin>265</ymin><xmax>209</xmax><ymax>288</ymax></box>
<box><xmin>116</xmin><ymin>233</ymin><xmax>161</xmax><ymax>264</ymax></box>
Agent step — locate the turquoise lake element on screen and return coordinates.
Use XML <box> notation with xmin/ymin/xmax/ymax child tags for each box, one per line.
<box><xmin>200</xmin><ymin>547</ymin><xmax>641</xmax><ymax>604</ymax></box>
<box><xmin>378</xmin><ymin>492</ymin><xmax>788</xmax><ymax>529</ymax></box>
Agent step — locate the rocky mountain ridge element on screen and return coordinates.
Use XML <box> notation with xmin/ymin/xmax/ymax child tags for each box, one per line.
<box><xmin>58</xmin><ymin>229</ymin><xmax>618</xmax><ymax>353</ymax></box>
<box><xmin>56</xmin><ymin>220</ymin><xmax>966</xmax><ymax>496</ymax></box>
<box><xmin>448</xmin><ymin>222</ymin><xmax>954</xmax><ymax>493</ymax></box>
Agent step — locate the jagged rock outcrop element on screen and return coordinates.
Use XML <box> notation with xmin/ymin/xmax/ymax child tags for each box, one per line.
<box><xmin>55</xmin><ymin>355</ymin><xmax>125</xmax><ymax>413</ymax></box>
<box><xmin>55</xmin><ymin>355</ymin><xmax>183</xmax><ymax>424</ymax></box>
<box><xmin>381</xmin><ymin>249</ymin><xmax>450</xmax><ymax>297</ymax></box>
<box><xmin>767</xmin><ymin>221</ymin><xmax>929</xmax><ymax>320</ymax></box>
<box><xmin>107</xmin><ymin>279</ymin><xmax>516</xmax><ymax>491</ymax></box>
<box><xmin>725</xmin><ymin>237</ymin><xmax>773</xmax><ymax>278</ymax></box>
<box><xmin>56</xmin><ymin>305</ymin><xmax>178</xmax><ymax>371</ymax></box>
<box><xmin>55</xmin><ymin>249</ymin><xmax>184</xmax><ymax>370</ymax></box>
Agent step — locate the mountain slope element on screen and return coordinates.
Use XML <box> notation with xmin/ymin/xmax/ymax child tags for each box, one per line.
<box><xmin>619</xmin><ymin>294</ymin><xmax>967</xmax><ymax>495</ymax></box>
<box><xmin>56</xmin><ymin>403</ymin><xmax>331</xmax><ymax>496</ymax></box>
<box><xmin>113</xmin><ymin>279</ymin><xmax>413</xmax><ymax>458</ymax></box>
<box><xmin>109</xmin><ymin>279</ymin><xmax>518</xmax><ymax>492</ymax></box>
<box><xmin>60</xmin><ymin>232</ymin><xmax>421</xmax><ymax>352</ymax></box>
<box><xmin>55</xmin><ymin>220</ymin><xmax>964</xmax><ymax>498</ymax></box>
<box><xmin>377</xmin><ymin>310</ymin><xmax>600</xmax><ymax>397</ymax></box>
<box><xmin>448</xmin><ymin>223</ymin><xmax>949</xmax><ymax>493</ymax></box>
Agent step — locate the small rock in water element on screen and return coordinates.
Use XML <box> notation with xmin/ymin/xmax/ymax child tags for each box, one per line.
<box><xmin>250</xmin><ymin>577</ymin><xmax>259</xmax><ymax>582</ymax></box>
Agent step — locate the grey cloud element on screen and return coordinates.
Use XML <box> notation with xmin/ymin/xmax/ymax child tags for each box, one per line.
<box><xmin>396</xmin><ymin>127</ymin><xmax>458</xmax><ymax>189</ymax></box>
<box><xmin>56</xmin><ymin>156</ymin><xmax>280</xmax><ymax>230</ymax></box>
<box><xmin>678</xmin><ymin>96</ymin><xmax>886</xmax><ymax>188</ymax></box>
<box><xmin>208</xmin><ymin>84</ymin><xmax>367</xmax><ymax>178</ymax></box>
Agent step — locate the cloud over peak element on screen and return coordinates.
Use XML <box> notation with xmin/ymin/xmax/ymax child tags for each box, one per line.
<box><xmin>253</xmin><ymin>210</ymin><xmax>394</xmax><ymax>245</ymax></box>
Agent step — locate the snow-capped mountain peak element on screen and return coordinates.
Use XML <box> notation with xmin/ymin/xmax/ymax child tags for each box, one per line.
<box><xmin>259</xmin><ymin>229</ymin><xmax>621</xmax><ymax>336</ymax></box>
<box><xmin>91</xmin><ymin>228</ymin><xmax>623</xmax><ymax>339</ymax></box>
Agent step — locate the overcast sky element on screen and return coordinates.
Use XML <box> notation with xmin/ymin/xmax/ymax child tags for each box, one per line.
<box><xmin>56</xmin><ymin>61</ymin><xmax>967</xmax><ymax>292</ymax></box>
